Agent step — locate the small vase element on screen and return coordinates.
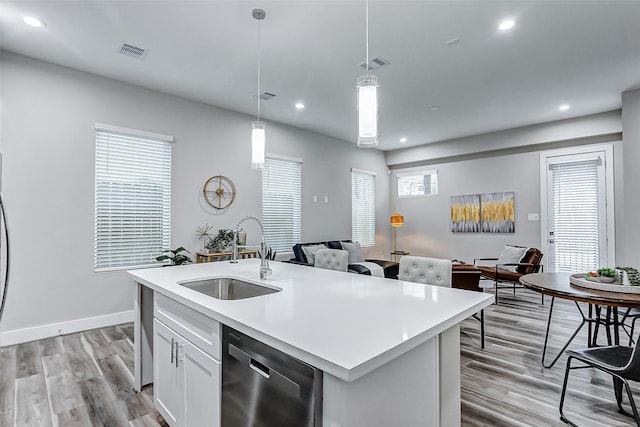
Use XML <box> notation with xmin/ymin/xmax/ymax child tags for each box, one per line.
<box><xmin>599</xmin><ymin>276</ymin><xmax>617</xmax><ymax>284</ymax></box>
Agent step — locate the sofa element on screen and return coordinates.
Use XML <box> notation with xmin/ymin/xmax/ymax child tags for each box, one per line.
<box><xmin>287</xmin><ymin>240</ymin><xmax>399</xmax><ymax>279</ymax></box>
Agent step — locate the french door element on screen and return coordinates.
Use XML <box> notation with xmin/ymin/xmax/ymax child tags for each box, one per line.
<box><xmin>540</xmin><ymin>145</ymin><xmax>615</xmax><ymax>273</ymax></box>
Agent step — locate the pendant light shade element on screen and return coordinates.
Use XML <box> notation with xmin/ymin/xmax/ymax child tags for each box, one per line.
<box><xmin>251</xmin><ymin>121</ymin><xmax>266</xmax><ymax>170</ymax></box>
<box><xmin>357</xmin><ymin>75</ymin><xmax>379</xmax><ymax>147</ymax></box>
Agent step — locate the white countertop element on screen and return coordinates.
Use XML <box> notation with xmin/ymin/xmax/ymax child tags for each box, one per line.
<box><xmin>129</xmin><ymin>259</ymin><xmax>493</xmax><ymax>382</ymax></box>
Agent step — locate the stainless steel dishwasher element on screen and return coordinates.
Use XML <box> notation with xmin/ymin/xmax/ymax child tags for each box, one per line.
<box><xmin>221</xmin><ymin>325</ymin><xmax>323</xmax><ymax>427</ymax></box>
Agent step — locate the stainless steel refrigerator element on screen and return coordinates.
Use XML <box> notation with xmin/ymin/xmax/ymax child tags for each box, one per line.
<box><xmin>0</xmin><ymin>153</ymin><xmax>10</xmax><ymax>324</ymax></box>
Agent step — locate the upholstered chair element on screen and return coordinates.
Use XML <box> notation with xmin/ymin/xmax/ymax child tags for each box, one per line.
<box><xmin>399</xmin><ymin>256</ymin><xmax>486</xmax><ymax>348</ymax></box>
<box><xmin>398</xmin><ymin>256</ymin><xmax>452</xmax><ymax>287</ymax></box>
<box><xmin>314</xmin><ymin>249</ymin><xmax>349</xmax><ymax>272</ymax></box>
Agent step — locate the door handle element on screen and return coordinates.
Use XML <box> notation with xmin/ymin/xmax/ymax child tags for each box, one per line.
<box><xmin>170</xmin><ymin>338</ymin><xmax>175</xmax><ymax>363</ymax></box>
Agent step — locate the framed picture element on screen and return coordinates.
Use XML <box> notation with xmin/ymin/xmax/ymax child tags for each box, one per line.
<box><xmin>481</xmin><ymin>192</ymin><xmax>515</xmax><ymax>233</ymax></box>
<box><xmin>450</xmin><ymin>194</ymin><xmax>481</xmax><ymax>233</ymax></box>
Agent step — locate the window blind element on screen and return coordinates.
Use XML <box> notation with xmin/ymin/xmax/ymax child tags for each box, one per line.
<box><xmin>351</xmin><ymin>169</ymin><xmax>376</xmax><ymax>247</ymax></box>
<box><xmin>262</xmin><ymin>156</ymin><xmax>302</xmax><ymax>253</ymax></box>
<box><xmin>95</xmin><ymin>127</ymin><xmax>172</xmax><ymax>271</ymax></box>
<box><xmin>550</xmin><ymin>159</ymin><xmax>599</xmax><ymax>273</ymax></box>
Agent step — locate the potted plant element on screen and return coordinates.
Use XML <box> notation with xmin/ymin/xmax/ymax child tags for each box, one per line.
<box><xmin>597</xmin><ymin>267</ymin><xmax>618</xmax><ymax>284</ymax></box>
<box><xmin>258</xmin><ymin>246</ymin><xmax>277</xmax><ymax>261</ymax></box>
<box><xmin>206</xmin><ymin>229</ymin><xmax>235</xmax><ymax>253</ymax></box>
<box><xmin>156</xmin><ymin>247</ymin><xmax>192</xmax><ymax>265</ymax></box>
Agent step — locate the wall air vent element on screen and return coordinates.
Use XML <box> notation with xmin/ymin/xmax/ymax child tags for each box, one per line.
<box><xmin>119</xmin><ymin>43</ymin><xmax>149</xmax><ymax>59</ymax></box>
<box><xmin>259</xmin><ymin>92</ymin><xmax>276</xmax><ymax>101</ymax></box>
<box><xmin>359</xmin><ymin>56</ymin><xmax>390</xmax><ymax>71</ymax></box>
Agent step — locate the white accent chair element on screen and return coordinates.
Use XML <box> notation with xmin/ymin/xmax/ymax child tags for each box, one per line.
<box><xmin>314</xmin><ymin>249</ymin><xmax>349</xmax><ymax>272</ymax></box>
<box><xmin>399</xmin><ymin>256</ymin><xmax>452</xmax><ymax>286</ymax></box>
<box><xmin>399</xmin><ymin>256</ymin><xmax>486</xmax><ymax>348</ymax></box>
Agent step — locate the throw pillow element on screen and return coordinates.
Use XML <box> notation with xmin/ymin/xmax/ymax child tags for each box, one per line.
<box><xmin>341</xmin><ymin>241</ymin><xmax>365</xmax><ymax>263</ymax></box>
<box><xmin>302</xmin><ymin>244</ymin><xmax>327</xmax><ymax>265</ymax></box>
<box><xmin>496</xmin><ymin>245</ymin><xmax>529</xmax><ymax>272</ymax></box>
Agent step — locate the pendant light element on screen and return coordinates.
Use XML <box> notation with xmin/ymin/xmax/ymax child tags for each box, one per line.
<box><xmin>357</xmin><ymin>0</ymin><xmax>379</xmax><ymax>147</ymax></box>
<box><xmin>251</xmin><ymin>8</ymin><xmax>266</xmax><ymax>169</ymax></box>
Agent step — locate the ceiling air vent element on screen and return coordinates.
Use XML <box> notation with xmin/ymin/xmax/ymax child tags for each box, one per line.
<box><xmin>119</xmin><ymin>43</ymin><xmax>149</xmax><ymax>59</ymax></box>
<box><xmin>359</xmin><ymin>56</ymin><xmax>390</xmax><ymax>71</ymax></box>
<box><xmin>259</xmin><ymin>92</ymin><xmax>276</xmax><ymax>101</ymax></box>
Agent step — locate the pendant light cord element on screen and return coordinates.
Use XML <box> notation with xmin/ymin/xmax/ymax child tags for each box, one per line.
<box><xmin>256</xmin><ymin>19</ymin><xmax>261</xmax><ymax>121</ymax></box>
<box><xmin>365</xmin><ymin>0</ymin><xmax>369</xmax><ymax>70</ymax></box>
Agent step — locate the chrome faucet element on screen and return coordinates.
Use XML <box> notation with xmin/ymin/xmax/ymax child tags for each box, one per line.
<box><xmin>231</xmin><ymin>216</ymin><xmax>272</xmax><ymax>280</ymax></box>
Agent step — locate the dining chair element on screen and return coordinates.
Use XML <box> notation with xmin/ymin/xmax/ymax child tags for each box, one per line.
<box><xmin>559</xmin><ymin>339</ymin><xmax>640</xmax><ymax>426</ymax></box>
<box><xmin>399</xmin><ymin>256</ymin><xmax>486</xmax><ymax>349</ymax></box>
<box><xmin>313</xmin><ymin>248</ymin><xmax>349</xmax><ymax>272</ymax></box>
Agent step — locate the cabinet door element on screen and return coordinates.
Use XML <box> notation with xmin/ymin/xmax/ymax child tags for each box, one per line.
<box><xmin>183</xmin><ymin>340</ymin><xmax>221</xmax><ymax>427</ymax></box>
<box><xmin>154</xmin><ymin>319</ymin><xmax>182</xmax><ymax>426</ymax></box>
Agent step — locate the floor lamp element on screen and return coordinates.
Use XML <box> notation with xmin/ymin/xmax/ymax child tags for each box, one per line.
<box><xmin>390</xmin><ymin>212</ymin><xmax>404</xmax><ymax>253</ymax></box>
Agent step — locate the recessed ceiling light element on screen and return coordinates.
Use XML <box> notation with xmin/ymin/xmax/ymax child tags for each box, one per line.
<box><xmin>498</xmin><ymin>20</ymin><xmax>515</xmax><ymax>31</ymax></box>
<box><xmin>559</xmin><ymin>104</ymin><xmax>571</xmax><ymax>111</ymax></box>
<box><xmin>23</xmin><ymin>16</ymin><xmax>46</xmax><ymax>28</ymax></box>
<box><xmin>295</xmin><ymin>102</ymin><xmax>305</xmax><ymax>109</ymax></box>
<box><xmin>400</xmin><ymin>137</ymin><xmax>407</xmax><ymax>143</ymax></box>
<box><xmin>429</xmin><ymin>106</ymin><xmax>440</xmax><ymax>111</ymax></box>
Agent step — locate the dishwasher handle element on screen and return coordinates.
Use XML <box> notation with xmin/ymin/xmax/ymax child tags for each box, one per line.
<box><xmin>228</xmin><ymin>343</ymin><xmax>301</xmax><ymax>399</ymax></box>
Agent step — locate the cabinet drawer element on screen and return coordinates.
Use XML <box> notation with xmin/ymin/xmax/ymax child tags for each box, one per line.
<box><xmin>154</xmin><ymin>293</ymin><xmax>220</xmax><ymax>360</ymax></box>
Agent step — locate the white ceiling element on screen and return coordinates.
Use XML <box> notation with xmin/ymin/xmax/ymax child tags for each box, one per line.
<box><xmin>2</xmin><ymin>1</ymin><xmax>640</xmax><ymax>151</ymax></box>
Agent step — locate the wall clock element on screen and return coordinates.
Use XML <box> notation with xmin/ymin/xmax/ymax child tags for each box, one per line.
<box><xmin>203</xmin><ymin>175</ymin><xmax>236</xmax><ymax>209</ymax></box>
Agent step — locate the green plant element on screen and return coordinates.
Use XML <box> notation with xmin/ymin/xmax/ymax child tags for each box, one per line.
<box><xmin>617</xmin><ymin>266</ymin><xmax>640</xmax><ymax>286</ymax></box>
<box><xmin>597</xmin><ymin>267</ymin><xmax>617</xmax><ymax>277</ymax></box>
<box><xmin>258</xmin><ymin>246</ymin><xmax>277</xmax><ymax>261</ymax></box>
<box><xmin>206</xmin><ymin>229</ymin><xmax>235</xmax><ymax>252</ymax></box>
<box><xmin>156</xmin><ymin>247</ymin><xmax>192</xmax><ymax>265</ymax></box>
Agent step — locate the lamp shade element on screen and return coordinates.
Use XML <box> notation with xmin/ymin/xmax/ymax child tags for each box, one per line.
<box><xmin>390</xmin><ymin>212</ymin><xmax>404</xmax><ymax>227</ymax></box>
<box><xmin>357</xmin><ymin>75</ymin><xmax>379</xmax><ymax>147</ymax></box>
<box><xmin>251</xmin><ymin>121</ymin><xmax>265</xmax><ymax>169</ymax></box>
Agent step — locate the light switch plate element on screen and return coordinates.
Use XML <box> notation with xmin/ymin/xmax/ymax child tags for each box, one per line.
<box><xmin>528</xmin><ymin>213</ymin><xmax>540</xmax><ymax>221</ymax></box>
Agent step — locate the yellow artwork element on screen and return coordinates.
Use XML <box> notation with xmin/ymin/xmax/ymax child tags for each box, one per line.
<box><xmin>450</xmin><ymin>194</ymin><xmax>481</xmax><ymax>232</ymax></box>
<box><xmin>481</xmin><ymin>192</ymin><xmax>515</xmax><ymax>233</ymax></box>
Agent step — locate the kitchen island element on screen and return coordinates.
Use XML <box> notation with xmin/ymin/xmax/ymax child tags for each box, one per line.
<box><xmin>129</xmin><ymin>259</ymin><xmax>493</xmax><ymax>426</ymax></box>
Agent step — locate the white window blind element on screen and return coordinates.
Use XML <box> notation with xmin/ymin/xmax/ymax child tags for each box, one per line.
<box><xmin>397</xmin><ymin>170</ymin><xmax>438</xmax><ymax>197</ymax></box>
<box><xmin>351</xmin><ymin>169</ymin><xmax>376</xmax><ymax>247</ymax></box>
<box><xmin>262</xmin><ymin>156</ymin><xmax>302</xmax><ymax>253</ymax></box>
<box><xmin>95</xmin><ymin>126</ymin><xmax>172</xmax><ymax>271</ymax></box>
<box><xmin>550</xmin><ymin>159</ymin><xmax>600</xmax><ymax>273</ymax></box>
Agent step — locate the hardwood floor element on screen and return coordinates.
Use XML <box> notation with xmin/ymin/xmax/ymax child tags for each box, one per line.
<box><xmin>0</xmin><ymin>289</ymin><xmax>638</xmax><ymax>426</ymax></box>
<box><xmin>0</xmin><ymin>324</ymin><xmax>168</xmax><ymax>427</ymax></box>
<box><xmin>460</xmin><ymin>288</ymin><xmax>639</xmax><ymax>426</ymax></box>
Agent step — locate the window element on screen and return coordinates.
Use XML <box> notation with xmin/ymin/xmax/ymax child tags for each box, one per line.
<box><xmin>397</xmin><ymin>170</ymin><xmax>438</xmax><ymax>197</ymax></box>
<box><xmin>262</xmin><ymin>155</ymin><xmax>302</xmax><ymax>253</ymax></box>
<box><xmin>351</xmin><ymin>168</ymin><xmax>376</xmax><ymax>247</ymax></box>
<box><xmin>94</xmin><ymin>124</ymin><xmax>172</xmax><ymax>271</ymax></box>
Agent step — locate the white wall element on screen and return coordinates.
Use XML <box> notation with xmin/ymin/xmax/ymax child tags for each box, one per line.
<box><xmin>0</xmin><ymin>52</ymin><xmax>389</xmax><ymax>341</ymax></box>
<box><xmin>387</xmin><ymin>119</ymin><xmax>625</xmax><ymax>265</ymax></box>
<box><xmin>622</xmin><ymin>89</ymin><xmax>640</xmax><ymax>267</ymax></box>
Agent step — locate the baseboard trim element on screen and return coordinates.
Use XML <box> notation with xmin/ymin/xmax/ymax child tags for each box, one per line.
<box><xmin>0</xmin><ymin>310</ymin><xmax>134</xmax><ymax>347</ymax></box>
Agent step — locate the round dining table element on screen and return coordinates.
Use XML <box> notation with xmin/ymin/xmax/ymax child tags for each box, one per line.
<box><xmin>520</xmin><ymin>272</ymin><xmax>640</xmax><ymax>368</ymax></box>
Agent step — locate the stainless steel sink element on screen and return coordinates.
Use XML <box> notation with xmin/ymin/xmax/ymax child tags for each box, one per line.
<box><xmin>179</xmin><ymin>277</ymin><xmax>280</xmax><ymax>300</ymax></box>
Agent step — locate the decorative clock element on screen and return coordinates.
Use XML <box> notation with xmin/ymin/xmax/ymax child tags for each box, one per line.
<box><xmin>203</xmin><ymin>175</ymin><xmax>236</xmax><ymax>209</ymax></box>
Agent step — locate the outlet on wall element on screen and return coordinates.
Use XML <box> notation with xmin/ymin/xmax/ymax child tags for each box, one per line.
<box><xmin>527</xmin><ymin>213</ymin><xmax>540</xmax><ymax>221</ymax></box>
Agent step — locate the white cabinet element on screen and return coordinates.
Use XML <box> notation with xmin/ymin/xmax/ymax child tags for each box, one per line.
<box><xmin>153</xmin><ymin>294</ymin><xmax>221</xmax><ymax>427</ymax></box>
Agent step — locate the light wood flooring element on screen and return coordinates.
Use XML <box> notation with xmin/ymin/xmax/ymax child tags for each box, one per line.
<box><xmin>0</xmin><ymin>289</ymin><xmax>638</xmax><ymax>426</ymax></box>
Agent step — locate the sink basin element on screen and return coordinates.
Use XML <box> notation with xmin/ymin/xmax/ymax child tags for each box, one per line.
<box><xmin>179</xmin><ymin>277</ymin><xmax>280</xmax><ymax>300</ymax></box>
